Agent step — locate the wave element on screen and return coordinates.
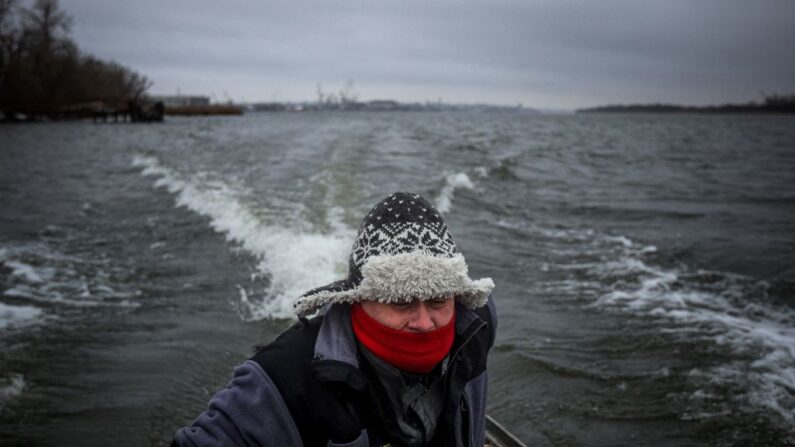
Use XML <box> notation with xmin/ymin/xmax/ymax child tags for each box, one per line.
<box><xmin>0</xmin><ymin>302</ymin><xmax>42</xmax><ymax>330</ymax></box>
<box><xmin>0</xmin><ymin>373</ymin><xmax>25</xmax><ymax>410</ymax></box>
<box><xmin>435</xmin><ymin>172</ymin><xmax>475</xmax><ymax>213</ymax></box>
<box><xmin>133</xmin><ymin>155</ymin><xmax>355</xmax><ymax>320</ymax></box>
<box><xmin>592</xmin><ymin>256</ymin><xmax>795</xmax><ymax>428</ymax></box>
<box><xmin>495</xmin><ymin>218</ymin><xmax>795</xmax><ymax>432</ymax></box>
<box><xmin>0</xmin><ymin>244</ymin><xmax>139</xmax><ymax>323</ymax></box>
<box><xmin>477</xmin><ymin>157</ymin><xmax>520</xmax><ymax>182</ymax></box>
<box><xmin>434</xmin><ymin>161</ymin><xmax>519</xmax><ymax>214</ymax></box>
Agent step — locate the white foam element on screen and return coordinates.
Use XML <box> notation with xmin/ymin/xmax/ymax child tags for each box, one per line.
<box><xmin>513</xmin><ymin>221</ymin><xmax>795</xmax><ymax>429</ymax></box>
<box><xmin>588</xmin><ymin>242</ymin><xmax>795</xmax><ymax>429</ymax></box>
<box><xmin>4</xmin><ymin>260</ymin><xmax>46</xmax><ymax>283</ymax></box>
<box><xmin>1</xmin><ymin>245</ymin><xmax>139</xmax><ymax>310</ymax></box>
<box><xmin>494</xmin><ymin>219</ymin><xmax>596</xmax><ymax>242</ymax></box>
<box><xmin>133</xmin><ymin>155</ymin><xmax>355</xmax><ymax>320</ymax></box>
<box><xmin>0</xmin><ymin>374</ymin><xmax>25</xmax><ymax>409</ymax></box>
<box><xmin>0</xmin><ymin>302</ymin><xmax>43</xmax><ymax>330</ymax></box>
<box><xmin>603</xmin><ymin>235</ymin><xmax>634</xmax><ymax>248</ymax></box>
<box><xmin>435</xmin><ymin>172</ymin><xmax>475</xmax><ymax>213</ymax></box>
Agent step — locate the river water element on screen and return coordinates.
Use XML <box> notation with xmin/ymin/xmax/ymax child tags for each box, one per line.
<box><xmin>1</xmin><ymin>112</ymin><xmax>793</xmax><ymax>446</ymax></box>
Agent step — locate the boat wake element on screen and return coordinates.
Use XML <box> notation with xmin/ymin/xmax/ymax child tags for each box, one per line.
<box><xmin>496</xmin><ymin>218</ymin><xmax>795</xmax><ymax>437</ymax></box>
<box><xmin>133</xmin><ymin>155</ymin><xmax>355</xmax><ymax>320</ymax></box>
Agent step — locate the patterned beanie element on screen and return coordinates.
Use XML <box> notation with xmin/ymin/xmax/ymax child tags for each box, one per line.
<box><xmin>294</xmin><ymin>192</ymin><xmax>495</xmax><ymax>317</ymax></box>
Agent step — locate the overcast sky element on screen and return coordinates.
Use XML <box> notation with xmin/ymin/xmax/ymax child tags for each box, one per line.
<box><xmin>62</xmin><ymin>0</ymin><xmax>795</xmax><ymax>109</ymax></box>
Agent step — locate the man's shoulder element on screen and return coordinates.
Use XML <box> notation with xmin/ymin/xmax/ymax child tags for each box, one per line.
<box><xmin>248</xmin><ymin>313</ymin><xmax>365</xmax><ymax>446</ymax></box>
<box><xmin>250</xmin><ymin>316</ymin><xmax>324</xmax><ymax>372</ymax></box>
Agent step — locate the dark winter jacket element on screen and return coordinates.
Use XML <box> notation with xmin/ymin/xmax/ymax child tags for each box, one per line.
<box><xmin>173</xmin><ymin>296</ymin><xmax>496</xmax><ymax>447</ymax></box>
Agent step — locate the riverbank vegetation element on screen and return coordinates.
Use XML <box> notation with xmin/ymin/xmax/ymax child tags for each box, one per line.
<box><xmin>0</xmin><ymin>0</ymin><xmax>151</xmax><ymax>121</ymax></box>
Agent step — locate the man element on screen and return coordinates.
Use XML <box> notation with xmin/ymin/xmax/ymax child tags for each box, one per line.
<box><xmin>174</xmin><ymin>192</ymin><xmax>496</xmax><ymax>446</ymax></box>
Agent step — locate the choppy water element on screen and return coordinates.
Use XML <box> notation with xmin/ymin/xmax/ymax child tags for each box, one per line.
<box><xmin>1</xmin><ymin>112</ymin><xmax>794</xmax><ymax>446</ymax></box>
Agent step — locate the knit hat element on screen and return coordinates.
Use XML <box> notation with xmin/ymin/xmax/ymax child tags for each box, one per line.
<box><xmin>294</xmin><ymin>192</ymin><xmax>494</xmax><ymax>317</ymax></box>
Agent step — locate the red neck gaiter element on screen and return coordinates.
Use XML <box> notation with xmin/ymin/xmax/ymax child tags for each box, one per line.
<box><xmin>350</xmin><ymin>303</ymin><xmax>456</xmax><ymax>374</ymax></box>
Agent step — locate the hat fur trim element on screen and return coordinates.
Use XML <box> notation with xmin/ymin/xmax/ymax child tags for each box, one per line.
<box><xmin>294</xmin><ymin>252</ymin><xmax>494</xmax><ymax>317</ymax></box>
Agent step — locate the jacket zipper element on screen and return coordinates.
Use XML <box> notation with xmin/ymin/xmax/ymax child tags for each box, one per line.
<box><xmin>445</xmin><ymin>319</ymin><xmax>487</xmax><ymax>373</ymax></box>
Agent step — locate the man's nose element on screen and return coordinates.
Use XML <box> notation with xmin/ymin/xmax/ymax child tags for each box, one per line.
<box><xmin>407</xmin><ymin>303</ymin><xmax>435</xmax><ymax>332</ymax></box>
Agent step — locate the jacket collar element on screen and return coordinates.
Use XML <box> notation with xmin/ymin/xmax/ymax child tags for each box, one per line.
<box><xmin>314</xmin><ymin>303</ymin><xmax>360</xmax><ymax>366</ymax></box>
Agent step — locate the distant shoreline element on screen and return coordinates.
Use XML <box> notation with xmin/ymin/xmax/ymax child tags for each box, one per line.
<box><xmin>577</xmin><ymin>94</ymin><xmax>795</xmax><ymax>114</ymax></box>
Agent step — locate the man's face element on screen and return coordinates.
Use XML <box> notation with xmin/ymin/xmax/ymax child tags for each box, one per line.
<box><xmin>360</xmin><ymin>298</ymin><xmax>455</xmax><ymax>333</ymax></box>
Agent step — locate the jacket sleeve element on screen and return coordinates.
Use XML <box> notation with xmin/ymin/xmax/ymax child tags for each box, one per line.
<box><xmin>173</xmin><ymin>360</ymin><xmax>304</xmax><ymax>447</ymax></box>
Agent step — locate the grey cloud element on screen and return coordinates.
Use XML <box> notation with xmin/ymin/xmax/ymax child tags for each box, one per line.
<box><xmin>63</xmin><ymin>0</ymin><xmax>795</xmax><ymax>108</ymax></box>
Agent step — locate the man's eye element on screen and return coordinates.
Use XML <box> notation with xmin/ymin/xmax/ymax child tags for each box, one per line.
<box><xmin>392</xmin><ymin>301</ymin><xmax>412</xmax><ymax>308</ymax></box>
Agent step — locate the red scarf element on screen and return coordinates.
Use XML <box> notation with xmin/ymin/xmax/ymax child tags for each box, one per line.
<box><xmin>350</xmin><ymin>303</ymin><xmax>455</xmax><ymax>374</ymax></box>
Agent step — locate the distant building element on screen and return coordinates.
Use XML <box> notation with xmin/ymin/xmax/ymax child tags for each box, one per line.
<box><xmin>150</xmin><ymin>95</ymin><xmax>210</xmax><ymax>108</ymax></box>
<box><xmin>367</xmin><ymin>100</ymin><xmax>400</xmax><ymax>111</ymax></box>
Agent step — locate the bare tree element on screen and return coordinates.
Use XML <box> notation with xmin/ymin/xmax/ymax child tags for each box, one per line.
<box><xmin>0</xmin><ymin>0</ymin><xmax>153</xmax><ymax>119</ymax></box>
<box><xmin>24</xmin><ymin>0</ymin><xmax>70</xmax><ymax>43</ymax></box>
<box><xmin>0</xmin><ymin>0</ymin><xmax>20</xmax><ymax>81</ymax></box>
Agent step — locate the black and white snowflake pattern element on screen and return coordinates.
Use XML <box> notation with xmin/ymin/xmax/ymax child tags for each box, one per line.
<box><xmin>346</xmin><ymin>192</ymin><xmax>459</xmax><ymax>285</ymax></box>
